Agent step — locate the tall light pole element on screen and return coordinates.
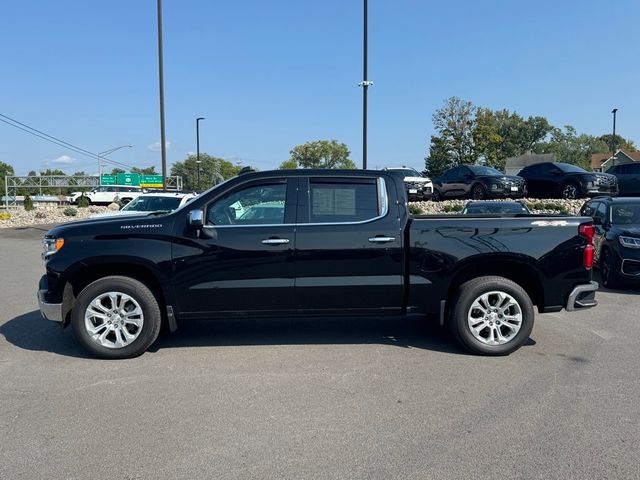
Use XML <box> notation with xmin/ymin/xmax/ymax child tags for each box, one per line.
<box><xmin>97</xmin><ymin>145</ymin><xmax>132</xmax><ymax>183</ymax></box>
<box><xmin>157</xmin><ymin>0</ymin><xmax>168</xmax><ymax>189</ymax></box>
<box><xmin>196</xmin><ymin>117</ymin><xmax>205</xmax><ymax>191</ymax></box>
<box><xmin>358</xmin><ymin>0</ymin><xmax>373</xmax><ymax>170</ymax></box>
<box><xmin>611</xmin><ymin>108</ymin><xmax>618</xmax><ymax>156</ymax></box>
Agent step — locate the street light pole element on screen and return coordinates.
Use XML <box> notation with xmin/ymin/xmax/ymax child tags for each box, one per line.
<box><xmin>97</xmin><ymin>145</ymin><xmax>132</xmax><ymax>184</ymax></box>
<box><xmin>358</xmin><ymin>0</ymin><xmax>373</xmax><ymax>170</ymax></box>
<box><xmin>157</xmin><ymin>0</ymin><xmax>168</xmax><ymax>189</ymax></box>
<box><xmin>611</xmin><ymin>108</ymin><xmax>618</xmax><ymax>156</ymax></box>
<box><xmin>196</xmin><ymin>117</ymin><xmax>205</xmax><ymax>191</ymax></box>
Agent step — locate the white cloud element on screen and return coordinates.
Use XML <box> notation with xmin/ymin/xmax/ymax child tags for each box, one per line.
<box><xmin>51</xmin><ymin>155</ymin><xmax>77</xmax><ymax>165</ymax></box>
<box><xmin>147</xmin><ymin>141</ymin><xmax>171</xmax><ymax>152</ymax></box>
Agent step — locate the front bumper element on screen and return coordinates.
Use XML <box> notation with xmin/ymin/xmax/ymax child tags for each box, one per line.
<box><xmin>565</xmin><ymin>281</ymin><xmax>599</xmax><ymax>311</ymax></box>
<box><xmin>38</xmin><ymin>289</ymin><xmax>64</xmax><ymax>323</ymax></box>
<box><xmin>487</xmin><ymin>185</ymin><xmax>527</xmax><ymax>198</ymax></box>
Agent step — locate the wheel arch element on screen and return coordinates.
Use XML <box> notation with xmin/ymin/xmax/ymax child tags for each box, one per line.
<box><xmin>445</xmin><ymin>256</ymin><xmax>545</xmax><ymax>314</ymax></box>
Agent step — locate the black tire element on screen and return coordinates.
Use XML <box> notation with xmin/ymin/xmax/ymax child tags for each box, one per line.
<box><xmin>449</xmin><ymin>276</ymin><xmax>534</xmax><ymax>356</ymax></box>
<box><xmin>561</xmin><ymin>182</ymin><xmax>580</xmax><ymax>199</ymax></box>
<box><xmin>471</xmin><ymin>183</ymin><xmax>486</xmax><ymax>200</ymax></box>
<box><xmin>601</xmin><ymin>248</ymin><xmax>622</xmax><ymax>289</ymax></box>
<box><xmin>71</xmin><ymin>276</ymin><xmax>162</xmax><ymax>359</ymax></box>
<box><xmin>431</xmin><ymin>189</ymin><xmax>442</xmax><ymax>202</ymax></box>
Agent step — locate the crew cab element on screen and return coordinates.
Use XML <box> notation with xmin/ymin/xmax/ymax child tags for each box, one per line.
<box><xmin>38</xmin><ymin>169</ymin><xmax>598</xmax><ymax>359</ymax></box>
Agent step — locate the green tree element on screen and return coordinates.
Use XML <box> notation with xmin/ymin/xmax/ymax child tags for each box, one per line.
<box><xmin>0</xmin><ymin>161</ymin><xmax>15</xmax><ymax>196</ymax></box>
<box><xmin>281</xmin><ymin>140</ymin><xmax>355</xmax><ymax>169</ymax></box>
<box><xmin>535</xmin><ymin>126</ymin><xmax>608</xmax><ymax>169</ymax></box>
<box><xmin>131</xmin><ymin>166</ymin><xmax>158</xmax><ymax>175</ymax></box>
<box><xmin>432</xmin><ymin>97</ymin><xmax>477</xmax><ymax>166</ymax></box>
<box><xmin>109</xmin><ymin>168</ymin><xmax>125</xmax><ymax>175</ymax></box>
<box><xmin>72</xmin><ymin>171</ymin><xmax>86</xmax><ymax>176</ymax></box>
<box><xmin>171</xmin><ymin>154</ymin><xmax>243</xmax><ymax>190</ymax></box>
<box><xmin>40</xmin><ymin>168</ymin><xmax>66</xmax><ymax>176</ymax></box>
<box><xmin>424</xmin><ymin>136</ymin><xmax>453</xmax><ymax>177</ymax></box>
<box><xmin>597</xmin><ymin>134</ymin><xmax>637</xmax><ymax>153</ymax></box>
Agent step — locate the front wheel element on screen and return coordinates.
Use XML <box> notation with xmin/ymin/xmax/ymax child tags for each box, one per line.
<box><xmin>449</xmin><ymin>276</ymin><xmax>534</xmax><ymax>355</ymax></box>
<box><xmin>561</xmin><ymin>182</ymin><xmax>580</xmax><ymax>199</ymax></box>
<box><xmin>71</xmin><ymin>276</ymin><xmax>162</xmax><ymax>359</ymax></box>
<box><xmin>431</xmin><ymin>189</ymin><xmax>442</xmax><ymax>202</ymax></box>
<box><xmin>601</xmin><ymin>249</ymin><xmax>622</xmax><ymax>289</ymax></box>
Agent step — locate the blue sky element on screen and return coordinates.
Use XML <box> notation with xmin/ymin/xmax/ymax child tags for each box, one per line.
<box><xmin>1</xmin><ymin>0</ymin><xmax>638</xmax><ymax>175</ymax></box>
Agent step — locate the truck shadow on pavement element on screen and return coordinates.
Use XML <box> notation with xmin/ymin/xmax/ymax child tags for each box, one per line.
<box><xmin>0</xmin><ymin>310</ymin><xmax>517</xmax><ymax>358</ymax></box>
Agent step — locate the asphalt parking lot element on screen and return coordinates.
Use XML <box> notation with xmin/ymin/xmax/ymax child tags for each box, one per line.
<box><xmin>1</xmin><ymin>226</ymin><xmax>639</xmax><ymax>480</ymax></box>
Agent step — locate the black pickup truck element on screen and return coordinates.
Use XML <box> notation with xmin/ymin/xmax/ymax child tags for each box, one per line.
<box><xmin>38</xmin><ymin>169</ymin><xmax>598</xmax><ymax>359</ymax></box>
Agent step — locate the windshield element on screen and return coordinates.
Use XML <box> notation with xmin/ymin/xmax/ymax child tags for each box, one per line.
<box><xmin>389</xmin><ymin>168</ymin><xmax>423</xmax><ymax>177</ymax></box>
<box><xmin>463</xmin><ymin>202</ymin><xmax>529</xmax><ymax>215</ymax></box>
<box><xmin>557</xmin><ymin>163</ymin><xmax>587</xmax><ymax>173</ymax></box>
<box><xmin>467</xmin><ymin>166</ymin><xmax>503</xmax><ymax>176</ymax></box>
<box><xmin>610</xmin><ymin>204</ymin><xmax>640</xmax><ymax>225</ymax></box>
<box><xmin>122</xmin><ymin>196</ymin><xmax>182</xmax><ymax>212</ymax></box>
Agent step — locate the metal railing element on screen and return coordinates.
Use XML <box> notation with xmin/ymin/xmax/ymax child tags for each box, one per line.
<box><xmin>3</xmin><ymin>175</ymin><xmax>183</xmax><ymax>207</ymax></box>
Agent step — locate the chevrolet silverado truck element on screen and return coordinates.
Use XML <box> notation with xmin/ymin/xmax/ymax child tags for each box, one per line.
<box><xmin>38</xmin><ymin>169</ymin><xmax>598</xmax><ymax>359</ymax></box>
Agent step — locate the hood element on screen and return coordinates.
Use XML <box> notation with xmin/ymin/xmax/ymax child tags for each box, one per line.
<box><xmin>88</xmin><ymin>210</ymin><xmax>155</xmax><ymax>219</ymax></box>
<box><xmin>611</xmin><ymin>225</ymin><xmax>640</xmax><ymax>237</ymax></box>
<box><xmin>476</xmin><ymin>174</ymin><xmax>524</xmax><ymax>182</ymax></box>
<box><xmin>45</xmin><ymin>211</ymin><xmax>173</xmax><ymax>238</ymax></box>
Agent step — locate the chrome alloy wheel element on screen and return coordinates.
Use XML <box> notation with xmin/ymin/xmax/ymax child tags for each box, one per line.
<box><xmin>467</xmin><ymin>291</ymin><xmax>522</xmax><ymax>346</ymax></box>
<box><xmin>562</xmin><ymin>183</ymin><xmax>579</xmax><ymax>199</ymax></box>
<box><xmin>84</xmin><ymin>292</ymin><xmax>144</xmax><ymax>349</ymax></box>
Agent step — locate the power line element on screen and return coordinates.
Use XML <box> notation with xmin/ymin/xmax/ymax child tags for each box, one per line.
<box><xmin>0</xmin><ymin>113</ymin><xmax>134</xmax><ymax>170</ymax></box>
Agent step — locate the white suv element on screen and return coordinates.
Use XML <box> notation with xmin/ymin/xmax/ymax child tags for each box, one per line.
<box><xmin>89</xmin><ymin>192</ymin><xmax>197</xmax><ymax>218</ymax></box>
<box><xmin>383</xmin><ymin>167</ymin><xmax>433</xmax><ymax>201</ymax></box>
<box><xmin>68</xmin><ymin>185</ymin><xmax>146</xmax><ymax>205</ymax></box>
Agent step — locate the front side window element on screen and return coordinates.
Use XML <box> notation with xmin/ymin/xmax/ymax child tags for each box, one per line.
<box><xmin>206</xmin><ymin>182</ymin><xmax>286</xmax><ymax>226</ymax></box>
<box><xmin>308</xmin><ymin>178</ymin><xmax>379</xmax><ymax>223</ymax></box>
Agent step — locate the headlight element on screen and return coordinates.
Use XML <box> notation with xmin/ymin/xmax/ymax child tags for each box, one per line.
<box><xmin>42</xmin><ymin>237</ymin><xmax>64</xmax><ymax>259</ymax></box>
<box><xmin>618</xmin><ymin>236</ymin><xmax>640</xmax><ymax>249</ymax></box>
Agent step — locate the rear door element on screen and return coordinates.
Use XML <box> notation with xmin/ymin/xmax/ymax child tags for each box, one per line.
<box><xmin>294</xmin><ymin>174</ymin><xmax>404</xmax><ymax>313</ymax></box>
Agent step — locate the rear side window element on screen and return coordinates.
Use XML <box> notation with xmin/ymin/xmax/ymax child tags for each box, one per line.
<box><xmin>309</xmin><ymin>178</ymin><xmax>379</xmax><ymax>223</ymax></box>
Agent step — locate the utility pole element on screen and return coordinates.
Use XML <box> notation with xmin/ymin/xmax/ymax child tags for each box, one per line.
<box><xmin>157</xmin><ymin>0</ymin><xmax>168</xmax><ymax>189</ymax></box>
<box><xmin>196</xmin><ymin>117</ymin><xmax>205</xmax><ymax>191</ymax></box>
<box><xmin>358</xmin><ymin>0</ymin><xmax>373</xmax><ymax>170</ymax></box>
<box><xmin>611</xmin><ymin>108</ymin><xmax>618</xmax><ymax>156</ymax></box>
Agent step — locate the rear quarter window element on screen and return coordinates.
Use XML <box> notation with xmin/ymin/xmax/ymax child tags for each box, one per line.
<box><xmin>309</xmin><ymin>178</ymin><xmax>379</xmax><ymax>223</ymax></box>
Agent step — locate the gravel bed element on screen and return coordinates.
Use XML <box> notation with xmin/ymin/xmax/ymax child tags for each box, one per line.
<box><xmin>0</xmin><ymin>205</ymin><xmax>110</xmax><ymax>228</ymax></box>
<box><xmin>0</xmin><ymin>198</ymin><xmax>588</xmax><ymax>229</ymax></box>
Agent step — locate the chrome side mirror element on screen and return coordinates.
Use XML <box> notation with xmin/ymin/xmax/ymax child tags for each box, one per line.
<box><xmin>188</xmin><ymin>209</ymin><xmax>204</xmax><ymax>228</ymax></box>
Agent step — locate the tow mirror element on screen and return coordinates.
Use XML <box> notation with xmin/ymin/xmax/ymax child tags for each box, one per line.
<box><xmin>188</xmin><ymin>209</ymin><xmax>204</xmax><ymax>228</ymax></box>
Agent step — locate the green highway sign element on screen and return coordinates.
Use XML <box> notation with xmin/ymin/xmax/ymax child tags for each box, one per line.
<box><xmin>100</xmin><ymin>175</ymin><xmax>117</xmax><ymax>185</ymax></box>
<box><xmin>117</xmin><ymin>173</ymin><xmax>140</xmax><ymax>186</ymax></box>
<box><xmin>140</xmin><ymin>175</ymin><xmax>164</xmax><ymax>188</ymax></box>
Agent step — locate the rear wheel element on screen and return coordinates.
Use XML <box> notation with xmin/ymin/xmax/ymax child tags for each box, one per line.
<box><xmin>449</xmin><ymin>276</ymin><xmax>534</xmax><ymax>355</ymax></box>
<box><xmin>71</xmin><ymin>276</ymin><xmax>162</xmax><ymax>359</ymax></box>
<box><xmin>431</xmin><ymin>189</ymin><xmax>442</xmax><ymax>202</ymax></box>
<box><xmin>471</xmin><ymin>184</ymin><xmax>486</xmax><ymax>199</ymax></box>
<box><xmin>561</xmin><ymin>182</ymin><xmax>580</xmax><ymax>199</ymax></box>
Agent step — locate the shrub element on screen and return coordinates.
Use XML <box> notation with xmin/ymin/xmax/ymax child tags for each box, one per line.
<box><xmin>443</xmin><ymin>203</ymin><xmax>463</xmax><ymax>213</ymax></box>
<box><xmin>408</xmin><ymin>204</ymin><xmax>423</xmax><ymax>215</ymax></box>
<box><xmin>24</xmin><ymin>195</ymin><xmax>34</xmax><ymax>211</ymax></box>
<box><xmin>77</xmin><ymin>194</ymin><xmax>90</xmax><ymax>208</ymax></box>
<box><xmin>35</xmin><ymin>211</ymin><xmax>47</xmax><ymax>219</ymax></box>
<box><xmin>0</xmin><ymin>212</ymin><xmax>11</xmax><ymax>221</ymax></box>
<box><xmin>527</xmin><ymin>201</ymin><xmax>568</xmax><ymax>214</ymax></box>
<box><xmin>63</xmin><ymin>207</ymin><xmax>78</xmax><ymax>217</ymax></box>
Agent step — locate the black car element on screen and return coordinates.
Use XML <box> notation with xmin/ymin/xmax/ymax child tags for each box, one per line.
<box><xmin>432</xmin><ymin>165</ymin><xmax>526</xmax><ymax>201</ymax></box>
<box><xmin>462</xmin><ymin>201</ymin><xmax>530</xmax><ymax>215</ymax></box>
<box><xmin>605</xmin><ymin>163</ymin><xmax>640</xmax><ymax>196</ymax></box>
<box><xmin>518</xmin><ymin>162</ymin><xmax>618</xmax><ymax>199</ymax></box>
<box><xmin>580</xmin><ymin>197</ymin><xmax>640</xmax><ymax>288</ymax></box>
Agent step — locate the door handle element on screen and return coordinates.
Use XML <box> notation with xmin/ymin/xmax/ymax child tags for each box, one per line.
<box><xmin>261</xmin><ymin>238</ymin><xmax>290</xmax><ymax>245</ymax></box>
<box><xmin>368</xmin><ymin>236</ymin><xmax>396</xmax><ymax>243</ymax></box>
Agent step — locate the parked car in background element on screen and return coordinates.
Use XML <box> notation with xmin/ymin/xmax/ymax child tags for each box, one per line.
<box><xmin>89</xmin><ymin>192</ymin><xmax>197</xmax><ymax>218</ymax></box>
<box><xmin>68</xmin><ymin>185</ymin><xmax>146</xmax><ymax>205</ymax></box>
<box><xmin>462</xmin><ymin>201</ymin><xmax>530</xmax><ymax>215</ymax></box>
<box><xmin>606</xmin><ymin>163</ymin><xmax>640</xmax><ymax>196</ymax></box>
<box><xmin>383</xmin><ymin>167</ymin><xmax>432</xmax><ymax>201</ymax></box>
<box><xmin>432</xmin><ymin>165</ymin><xmax>526</xmax><ymax>201</ymax></box>
<box><xmin>518</xmin><ymin>162</ymin><xmax>618</xmax><ymax>199</ymax></box>
<box><xmin>580</xmin><ymin>196</ymin><xmax>640</xmax><ymax>288</ymax></box>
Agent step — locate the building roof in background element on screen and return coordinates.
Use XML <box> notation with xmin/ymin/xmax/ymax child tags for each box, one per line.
<box><xmin>591</xmin><ymin>150</ymin><xmax>640</xmax><ymax>170</ymax></box>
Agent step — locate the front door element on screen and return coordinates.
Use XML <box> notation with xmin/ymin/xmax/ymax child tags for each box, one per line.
<box><xmin>294</xmin><ymin>175</ymin><xmax>404</xmax><ymax>313</ymax></box>
<box><xmin>171</xmin><ymin>177</ymin><xmax>297</xmax><ymax>317</ymax></box>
